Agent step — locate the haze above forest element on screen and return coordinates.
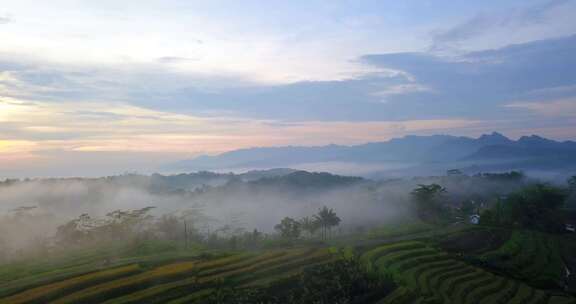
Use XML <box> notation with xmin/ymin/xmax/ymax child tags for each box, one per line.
<box><xmin>3</xmin><ymin>168</ymin><xmax>570</xmax><ymax>260</ymax></box>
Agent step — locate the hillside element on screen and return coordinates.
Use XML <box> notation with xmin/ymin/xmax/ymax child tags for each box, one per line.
<box><xmin>1</xmin><ymin>226</ymin><xmax>575</xmax><ymax>303</ymax></box>
<box><xmin>167</xmin><ymin>133</ymin><xmax>576</xmax><ymax>177</ymax></box>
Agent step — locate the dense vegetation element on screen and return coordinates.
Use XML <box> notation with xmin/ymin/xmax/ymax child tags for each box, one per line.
<box><xmin>1</xmin><ymin>170</ymin><xmax>576</xmax><ymax>302</ymax></box>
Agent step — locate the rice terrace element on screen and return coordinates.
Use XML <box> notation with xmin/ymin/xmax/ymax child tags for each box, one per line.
<box><xmin>1</xmin><ymin>170</ymin><xmax>576</xmax><ymax>303</ymax></box>
<box><xmin>2</xmin><ymin>0</ymin><xmax>576</xmax><ymax>303</ymax></box>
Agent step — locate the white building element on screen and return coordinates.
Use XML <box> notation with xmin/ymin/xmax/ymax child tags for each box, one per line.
<box><xmin>470</xmin><ymin>214</ymin><xmax>480</xmax><ymax>225</ymax></box>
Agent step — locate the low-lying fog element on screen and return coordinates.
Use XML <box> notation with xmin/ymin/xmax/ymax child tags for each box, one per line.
<box><xmin>0</xmin><ymin>169</ymin><xmax>535</xmax><ymax>258</ymax></box>
<box><xmin>0</xmin><ymin>172</ymin><xmax>413</xmax><ymax>253</ymax></box>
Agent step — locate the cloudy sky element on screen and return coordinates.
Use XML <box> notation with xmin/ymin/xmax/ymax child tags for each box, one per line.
<box><xmin>0</xmin><ymin>0</ymin><xmax>575</xmax><ymax>177</ymax></box>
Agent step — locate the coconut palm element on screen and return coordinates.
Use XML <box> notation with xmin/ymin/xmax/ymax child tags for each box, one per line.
<box><xmin>314</xmin><ymin>206</ymin><xmax>341</xmax><ymax>240</ymax></box>
<box><xmin>300</xmin><ymin>216</ymin><xmax>319</xmax><ymax>238</ymax></box>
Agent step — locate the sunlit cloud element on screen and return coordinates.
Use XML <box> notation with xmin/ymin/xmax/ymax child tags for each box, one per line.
<box><xmin>430</xmin><ymin>0</ymin><xmax>576</xmax><ymax>52</ymax></box>
<box><xmin>0</xmin><ymin>0</ymin><xmax>575</xmax><ymax>177</ymax></box>
<box><xmin>505</xmin><ymin>98</ymin><xmax>576</xmax><ymax>117</ymax></box>
<box><xmin>0</xmin><ymin>94</ymin><xmax>493</xmax><ymax>177</ymax></box>
<box><xmin>0</xmin><ymin>97</ymin><xmax>483</xmax><ymax>154</ymax></box>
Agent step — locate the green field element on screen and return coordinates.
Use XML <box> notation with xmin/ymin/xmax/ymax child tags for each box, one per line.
<box><xmin>481</xmin><ymin>230</ymin><xmax>566</xmax><ymax>288</ymax></box>
<box><xmin>360</xmin><ymin>239</ymin><xmax>575</xmax><ymax>304</ymax></box>
<box><xmin>1</xmin><ymin>228</ymin><xmax>575</xmax><ymax>303</ymax></box>
<box><xmin>0</xmin><ymin>248</ymin><xmax>338</xmax><ymax>304</ymax></box>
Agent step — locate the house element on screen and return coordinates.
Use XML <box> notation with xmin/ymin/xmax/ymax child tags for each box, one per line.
<box><xmin>470</xmin><ymin>214</ymin><xmax>480</xmax><ymax>225</ymax></box>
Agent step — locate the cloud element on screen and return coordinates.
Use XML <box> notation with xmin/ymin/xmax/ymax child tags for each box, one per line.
<box><xmin>156</xmin><ymin>56</ymin><xmax>200</xmax><ymax>64</ymax></box>
<box><xmin>0</xmin><ymin>14</ymin><xmax>12</xmax><ymax>24</ymax></box>
<box><xmin>1</xmin><ymin>34</ymin><xmax>575</xmax><ymax>145</ymax></box>
<box><xmin>430</xmin><ymin>0</ymin><xmax>574</xmax><ymax>51</ymax></box>
<box><xmin>0</xmin><ymin>54</ymin><xmax>408</xmax><ymax>121</ymax></box>
<box><xmin>525</xmin><ymin>84</ymin><xmax>576</xmax><ymax>98</ymax></box>
<box><xmin>0</xmin><ymin>95</ymin><xmax>489</xmax><ymax>177</ymax></box>
<box><xmin>372</xmin><ymin>84</ymin><xmax>433</xmax><ymax>98</ymax></box>
<box><xmin>0</xmin><ymin>95</ymin><xmax>483</xmax><ymax>149</ymax></box>
<box><xmin>361</xmin><ymin>34</ymin><xmax>576</xmax><ymax>118</ymax></box>
<box><xmin>505</xmin><ymin>98</ymin><xmax>576</xmax><ymax>117</ymax></box>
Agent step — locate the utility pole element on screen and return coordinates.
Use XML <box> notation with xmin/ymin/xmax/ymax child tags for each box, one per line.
<box><xmin>495</xmin><ymin>197</ymin><xmax>501</xmax><ymax>225</ymax></box>
<box><xmin>496</xmin><ymin>195</ymin><xmax>506</xmax><ymax>225</ymax></box>
<box><xmin>184</xmin><ymin>221</ymin><xmax>188</xmax><ymax>249</ymax></box>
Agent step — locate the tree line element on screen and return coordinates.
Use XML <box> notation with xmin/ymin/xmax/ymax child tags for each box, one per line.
<box><xmin>410</xmin><ymin>174</ymin><xmax>576</xmax><ymax>233</ymax></box>
<box><xmin>274</xmin><ymin>206</ymin><xmax>341</xmax><ymax>240</ymax></box>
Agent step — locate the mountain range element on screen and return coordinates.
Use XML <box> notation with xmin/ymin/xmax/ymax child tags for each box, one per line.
<box><xmin>166</xmin><ymin>132</ymin><xmax>576</xmax><ymax>178</ymax></box>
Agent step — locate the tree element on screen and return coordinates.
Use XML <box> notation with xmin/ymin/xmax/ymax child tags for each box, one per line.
<box><xmin>313</xmin><ymin>206</ymin><xmax>341</xmax><ymax>240</ymax></box>
<box><xmin>411</xmin><ymin>184</ymin><xmax>449</xmax><ymax>223</ymax></box>
<box><xmin>479</xmin><ymin>171</ymin><xmax>525</xmax><ymax>181</ymax></box>
<box><xmin>300</xmin><ymin>216</ymin><xmax>319</xmax><ymax>238</ymax></box>
<box><xmin>156</xmin><ymin>214</ymin><xmax>181</xmax><ymax>241</ymax></box>
<box><xmin>567</xmin><ymin>176</ymin><xmax>576</xmax><ymax>209</ymax></box>
<box><xmin>274</xmin><ymin>217</ymin><xmax>301</xmax><ymax>239</ymax></box>
<box><xmin>567</xmin><ymin>176</ymin><xmax>576</xmax><ymax>191</ymax></box>
<box><xmin>0</xmin><ymin>237</ymin><xmax>10</xmax><ymax>263</ymax></box>
<box><xmin>56</xmin><ymin>207</ymin><xmax>156</xmax><ymax>245</ymax></box>
<box><xmin>179</xmin><ymin>206</ymin><xmax>205</xmax><ymax>246</ymax></box>
<box><xmin>460</xmin><ymin>200</ymin><xmax>477</xmax><ymax>217</ymax></box>
<box><xmin>501</xmin><ymin>183</ymin><xmax>567</xmax><ymax>232</ymax></box>
<box><xmin>56</xmin><ymin>213</ymin><xmax>101</xmax><ymax>245</ymax></box>
<box><xmin>479</xmin><ymin>209</ymin><xmax>496</xmax><ymax>225</ymax></box>
<box><xmin>446</xmin><ymin>169</ymin><xmax>464</xmax><ymax>176</ymax></box>
<box><xmin>102</xmin><ymin>207</ymin><xmax>156</xmax><ymax>241</ymax></box>
<box><xmin>250</xmin><ymin>229</ymin><xmax>262</xmax><ymax>243</ymax></box>
<box><xmin>10</xmin><ymin>206</ymin><xmax>37</xmax><ymax>218</ymax></box>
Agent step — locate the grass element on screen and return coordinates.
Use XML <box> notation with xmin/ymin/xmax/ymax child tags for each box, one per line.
<box><xmin>2</xmin><ymin>232</ymin><xmax>575</xmax><ymax>303</ymax></box>
<box><xmin>377</xmin><ymin>286</ymin><xmax>419</xmax><ymax>303</ymax></box>
<box><xmin>0</xmin><ymin>246</ymin><xmax>204</xmax><ymax>298</ymax></box>
<box><xmin>481</xmin><ymin>230</ymin><xmax>566</xmax><ymax>288</ymax></box>
<box><xmin>165</xmin><ymin>289</ymin><xmax>214</xmax><ymax>304</ymax></box>
<box><xmin>414</xmin><ymin>260</ymin><xmax>455</xmax><ymax>296</ymax></box>
<box><xmin>0</xmin><ymin>264</ymin><xmax>141</xmax><ymax>304</ymax></box>
<box><xmin>99</xmin><ymin>251</ymin><xmax>296</xmax><ymax>304</ymax></box>
<box><xmin>368</xmin><ymin>220</ymin><xmax>435</xmax><ymax>239</ymax></box>
<box><xmin>50</xmin><ymin>260</ymin><xmax>200</xmax><ymax>304</ymax></box>
<box><xmin>67</xmin><ymin>248</ymin><xmax>331</xmax><ymax>304</ymax></box>
<box><xmin>361</xmin><ymin>241</ymin><xmax>426</xmax><ymax>265</ymax></box>
<box><xmin>359</xmin><ymin>239</ymin><xmax>573</xmax><ymax>304</ymax></box>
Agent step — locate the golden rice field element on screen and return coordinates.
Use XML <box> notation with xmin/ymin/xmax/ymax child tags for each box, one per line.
<box><xmin>0</xmin><ymin>248</ymin><xmax>335</xmax><ymax>304</ymax></box>
<box><xmin>1</xmin><ymin>239</ymin><xmax>575</xmax><ymax>304</ymax></box>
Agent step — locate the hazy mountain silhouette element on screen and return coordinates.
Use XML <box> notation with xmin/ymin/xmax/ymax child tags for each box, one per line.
<box><xmin>167</xmin><ymin>132</ymin><xmax>576</xmax><ymax>177</ymax></box>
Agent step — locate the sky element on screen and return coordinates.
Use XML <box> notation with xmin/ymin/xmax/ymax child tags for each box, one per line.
<box><xmin>0</xmin><ymin>0</ymin><xmax>575</xmax><ymax>177</ymax></box>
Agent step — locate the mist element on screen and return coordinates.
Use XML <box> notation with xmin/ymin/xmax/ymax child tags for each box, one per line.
<box><xmin>0</xmin><ymin>172</ymin><xmax>413</xmax><ymax>258</ymax></box>
<box><xmin>0</xmin><ymin>169</ymin><xmax>539</xmax><ymax>263</ymax></box>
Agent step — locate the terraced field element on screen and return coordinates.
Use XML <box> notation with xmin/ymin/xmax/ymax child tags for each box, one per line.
<box><xmin>0</xmin><ymin>248</ymin><xmax>335</xmax><ymax>304</ymax></box>
<box><xmin>2</xmin><ymin>237</ymin><xmax>575</xmax><ymax>303</ymax></box>
<box><xmin>481</xmin><ymin>230</ymin><xmax>566</xmax><ymax>287</ymax></box>
<box><xmin>0</xmin><ymin>249</ymin><xmax>203</xmax><ymax>300</ymax></box>
<box><xmin>362</xmin><ymin>241</ymin><xmax>576</xmax><ymax>304</ymax></box>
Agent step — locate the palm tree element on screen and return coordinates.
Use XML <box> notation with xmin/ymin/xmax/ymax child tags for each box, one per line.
<box><xmin>314</xmin><ymin>206</ymin><xmax>341</xmax><ymax>240</ymax></box>
<box><xmin>300</xmin><ymin>216</ymin><xmax>319</xmax><ymax>238</ymax></box>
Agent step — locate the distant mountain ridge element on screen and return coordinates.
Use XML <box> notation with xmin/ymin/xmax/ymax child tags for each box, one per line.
<box><xmin>167</xmin><ymin>132</ymin><xmax>576</xmax><ymax>176</ymax></box>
